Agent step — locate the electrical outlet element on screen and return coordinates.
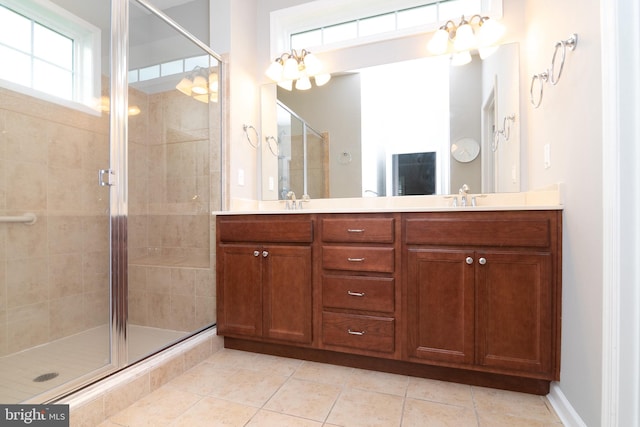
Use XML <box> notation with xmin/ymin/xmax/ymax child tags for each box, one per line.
<box><xmin>544</xmin><ymin>144</ymin><xmax>551</xmax><ymax>169</ymax></box>
<box><xmin>268</xmin><ymin>176</ymin><xmax>274</xmax><ymax>191</ymax></box>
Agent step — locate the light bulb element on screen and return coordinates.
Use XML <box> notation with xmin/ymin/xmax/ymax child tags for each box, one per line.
<box><xmin>175</xmin><ymin>77</ymin><xmax>193</xmax><ymax>96</ymax></box>
<box><xmin>477</xmin><ymin>18</ymin><xmax>505</xmax><ymax>47</ymax></box>
<box><xmin>302</xmin><ymin>52</ymin><xmax>321</xmax><ymax>75</ymax></box>
<box><xmin>295</xmin><ymin>76</ymin><xmax>312</xmax><ymax>90</ymax></box>
<box><xmin>128</xmin><ymin>105</ymin><xmax>141</xmax><ymax>116</ymax></box>
<box><xmin>314</xmin><ymin>73</ymin><xmax>331</xmax><ymax>86</ymax></box>
<box><xmin>451</xmin><ymin>51</ymin><xmax>472</xmax><ymax>66</ymax></box>
<box><xmin>453</xmin><ymin>23</ymin><xmax>475</xmax><ymax>51</ymax></box>
<box><xmin>208</xmin><ymin>73</ymin><xmax>219</xmax><ymax>93</ymax></box>
<box><xmin>283</xmin><ymin>56</ymin><xmax>300</xmax><ymax>80</ymax></box>
<box><xmin>193</xmin><ymin>93</ymin><xmax>209</xmax><ymax>103</ymax></box>
<box><xmin>427</xmin><ymin>28</ymin><xmax>450</xmax><ymax>54</ymax></box>
<box><xmin>191</xmin><ymin>75</ymin><xmax>208</xmax><ymax>95</ymax></box>
<box><xmin>265</xmin><ymin>60</ymin><xmax>283</xmax><ymax>81</ymax></box>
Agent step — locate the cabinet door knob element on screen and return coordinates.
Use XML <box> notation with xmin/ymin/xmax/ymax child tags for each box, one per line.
<box><xmin>465</xmin><ymin>257</ymin><xmax>474</xmax><ymax>265</ymax></box>
<box><xmin>479</xmin><ymin>257</ymin><xmax>487</xmax><ymax>265</ymax></box>
<box><xmin>347</xmin><ymin>329</ymin><xmax>365</xmax><ymax>336</ymax></box>
<box><xmin>253</xmin><ymin>251</ymin><xmax>260</xmax><ymax>257</ymax></box>
<box><xmin>347</xmin><ymin>291</ymin><xmax>365</xmax><ymax>297</ymax></box>
<box><xmin>262</xmin><ymin>251</ymin><xmax>269</xmax><ymax>258</ymax></box>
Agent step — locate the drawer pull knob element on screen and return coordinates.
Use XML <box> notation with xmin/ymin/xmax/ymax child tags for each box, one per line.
<box><xmin>347</xmin><ymin>257</ymin><xmax>365</xmax><ymax>262</ymax></box>
<box><xmin>347</xmin><ymin>228</ymin><xmax>365</xmax><ymax>233</ymax></box>
<box><xmin>348</xmin><ymin>329</ymin><xmax>365</xmax><ymax>336</ymax></box>
<box><xmin>347</xmin><ymin>291</ymin><xmax>365</xmax><ymax>297</ymax></box>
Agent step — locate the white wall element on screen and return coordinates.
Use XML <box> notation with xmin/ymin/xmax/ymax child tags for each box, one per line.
<box><xmin>524</xmin><ymin>0</ymin><xmax>603</xmax><ymax>425</ymax></box>
<box><xmin>211</xmin><ymin>0</ymin><xmax>261</xmax><ymax>203</ymax></box>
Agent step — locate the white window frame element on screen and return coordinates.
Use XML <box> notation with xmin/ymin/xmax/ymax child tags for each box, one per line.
<box><xmin>0</xmin><ymin>0</ymin><xmax>101</xmax><ymax>115</ymax></box>
<box><xmin>270</xmin><ymin>0</ymin><xmax>503</xmax><ymax>57</ymax></box>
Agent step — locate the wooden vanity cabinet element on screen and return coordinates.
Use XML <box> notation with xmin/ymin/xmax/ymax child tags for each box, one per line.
<box><xmin>216</xmin><ymin>215</ymin><xmax>314</xmax><ymax>345</ymax></box>
<box><xmin>403</xmin><ymin>210</ymin><xmax>561</xmax><ymax>381</ymax></box>
<box><xmin>217</xmin><ymin>210</ymin><xmax>562</xmax><ymax>395</ymax></box>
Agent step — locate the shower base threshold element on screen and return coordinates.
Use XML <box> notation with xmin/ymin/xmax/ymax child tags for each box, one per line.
<box><xmin>0</xmin><ymin>324</ymin><xmax>186</xmax><ymax>404</ymax></box>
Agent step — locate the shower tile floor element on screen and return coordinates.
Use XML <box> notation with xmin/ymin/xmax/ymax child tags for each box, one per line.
<box><xmin>0</xmin><ymin>325</ymin><xmax>186</xmax><ymax>403</ymax></box>
<box><xmin>97</xmin><ymin>348</ymin><xmax>564</xmax><ymax>426</ymax></box>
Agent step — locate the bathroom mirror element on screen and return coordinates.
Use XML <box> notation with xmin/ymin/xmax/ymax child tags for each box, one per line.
<box><xmin>260</xmin><ymin>42</ymin><xmax>520</xmax><ymax>200</ymax></box>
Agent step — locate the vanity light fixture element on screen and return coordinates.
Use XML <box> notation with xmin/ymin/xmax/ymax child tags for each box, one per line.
<box><xmin>265</xmin><ymin>49</ymin><xmax>331</xmax><ymax>91</ymax></box>
<box><xmin>427</xmin><ymin>15</ymin><xmax>505</xmax><ymax>63</ymax></box>
<box><xmin>175</xmin><ymin>66</ymin><xmax>219</xmax><ymax>103</ymax></box>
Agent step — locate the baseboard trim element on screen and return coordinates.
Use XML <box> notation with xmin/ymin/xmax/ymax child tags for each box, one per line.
<box><xmin>547</xmin><ymin>383</ymin><xmax>587</xmax><ymax>427</ymax></box>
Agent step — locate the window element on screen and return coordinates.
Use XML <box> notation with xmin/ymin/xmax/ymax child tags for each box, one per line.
<box><xmin>274</xmin><ymin>0</ymin><xmax>501</xmax><ymax>53</ymax></box>
<box><xmin>0</xmin><ymin>0</ymin><xmax>100</xmax><ymax>113</ymax></box>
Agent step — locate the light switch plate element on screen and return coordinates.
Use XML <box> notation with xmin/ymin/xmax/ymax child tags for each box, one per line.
<box><xmin>544</xmin><ymin>144</ymin><xmax>551</xmax><ymax>169</ymax></box>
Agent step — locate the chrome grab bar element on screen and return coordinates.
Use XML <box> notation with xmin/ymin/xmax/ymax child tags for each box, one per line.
<box><xmin>0</xmin><ymin>213</ymin><xmax>37</xmax><ymax>225</ymax></box>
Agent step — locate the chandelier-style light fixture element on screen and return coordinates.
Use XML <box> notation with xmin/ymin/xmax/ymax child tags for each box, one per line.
<box><xmin>175</xmin><ymin>66</ymin><xmax>219</xmax><ymax>103</ymax></box>
<box><xmin>427</xmin><ymin>15</ymin><xmax>505</xmax><ymax>65</ymax></box>
<box><xmin>265</xmin><ymin>49</ymin><xmax>331</xmax><ymax>91</ymax></box>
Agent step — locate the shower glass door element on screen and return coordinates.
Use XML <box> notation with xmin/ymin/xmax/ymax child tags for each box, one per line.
<box><xmin>125</xmin><ymin>0</ymin><xmax>221</xmax><ymax>364</ymax></box>
<box><xmin>0</xmin><ymin>0</ymin><xmax>113</xmax><ymax>403</ymax></box>
<box><xmin>0</xmin><ymin>0</ymin><xmax>222</xmax><ymax>403</ymax></box>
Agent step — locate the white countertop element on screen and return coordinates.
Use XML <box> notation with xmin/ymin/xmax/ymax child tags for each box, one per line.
<box><xmin>214</xmin><ymin>186</ymin><xmax>564</xmax><ymax>215</ymax></box>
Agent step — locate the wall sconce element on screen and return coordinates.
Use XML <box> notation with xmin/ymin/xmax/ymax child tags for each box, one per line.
<box><xmin>175</xmin><ymin>66</ymin><xmax>219</xmax><ymax>103</ymax></box>
<box><xmin>427</xmin><ymin>15</ymin><xmax>505</xmax><ymax>63</ymax></box>
<box><xmin>265</xmin><ymin>49</ymin><xmax>331</xmax><ymax>91</ymax></box>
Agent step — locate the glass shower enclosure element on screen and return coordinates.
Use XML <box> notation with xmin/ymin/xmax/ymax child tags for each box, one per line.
<box><xmin>0</xmin><ymin>0</ymin><xmax>221</xmax><ymax>403</ymax></box>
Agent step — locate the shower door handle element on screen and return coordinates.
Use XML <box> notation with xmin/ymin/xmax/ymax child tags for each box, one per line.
<box><xmin>98</xmin><ymin>169</ymin><xmax>115</xmax><ymax>186</ymax></box>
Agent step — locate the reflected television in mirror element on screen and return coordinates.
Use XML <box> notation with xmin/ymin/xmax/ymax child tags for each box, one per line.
<box><xmin>392</xmin><ymin>152</ymin><xmax>437</xmax><ymax>196</ymax></box>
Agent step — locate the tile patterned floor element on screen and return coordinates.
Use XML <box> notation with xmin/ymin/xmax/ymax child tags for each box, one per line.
<box><xmin>98</xmin><ymin>348</ymin><xmax>564</xmax><ymax>426</ymax></box>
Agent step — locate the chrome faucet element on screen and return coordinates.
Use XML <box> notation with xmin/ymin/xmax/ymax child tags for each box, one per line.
<box><xmin>459</xmin><ymin>184</ymin><xmax>470</xmax><ymax>207</ymax></box>
<box><xmin>285</xmin><ymin>191</ymin><xmax>297</xmax><ymax>210</ymax></box>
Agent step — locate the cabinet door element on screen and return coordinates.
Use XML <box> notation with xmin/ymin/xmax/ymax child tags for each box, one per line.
<box><xmin>476</xmin><ymin>251</ymin><xmax>553</xmax><ymax>376</ymax></box>
<box><xmin>406</xmin><ymin>249</ymin><xmax>474</xmax><ymax>365</ymax></box>
<box><xmin>263</xmin><ymin>245</ymin><xmax>313</xmax><ymax>344</ymax></box>
<box><xmin>217</xmin><ymin>245</ymin><xmax>262</xmax><ymax>337</ymax></box>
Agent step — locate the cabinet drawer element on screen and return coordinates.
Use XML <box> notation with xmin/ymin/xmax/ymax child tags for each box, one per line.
<box><xmin>322</xmin><ymin>218</ymin><xmax>394</xmax><ymax>243</ymax></box>
<box><xmin>404</xmin><ymin>215</ymin><xmax>552</xmax><ymax>247</ymax></box>
<box><xmin>322</xmin><ymin>246</ymin><xmax>394</xmax><ymax>273</ymax></box>
<box><xmin>322</xmin><ymin>312</ymin><xmax>394</xmax><ymax>353</ymax></box>
<box><xmin>218</xmin><ymin>217</ymin><xmax>313</xmax><ymax>243</ymax></box>
<box><xmin>323</xmin><ymin>275</ymin><xmax>394</xmax><ymax>312</ymax></box>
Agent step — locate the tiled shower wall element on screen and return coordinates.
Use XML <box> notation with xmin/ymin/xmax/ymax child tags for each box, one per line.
<box><xmin>0</xmin><ymin>83</ymin><xmax>220</xmax><ymax>355</ymax></box>
<box><xmin>0</xmin><ymin>87</ymin><xmax>111</xmax><ymax>356</ymax></box>
<box><xmin>126</xmin><ymin>87</ymin><xmax>219</xmax><ymax>332</ymax></box>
